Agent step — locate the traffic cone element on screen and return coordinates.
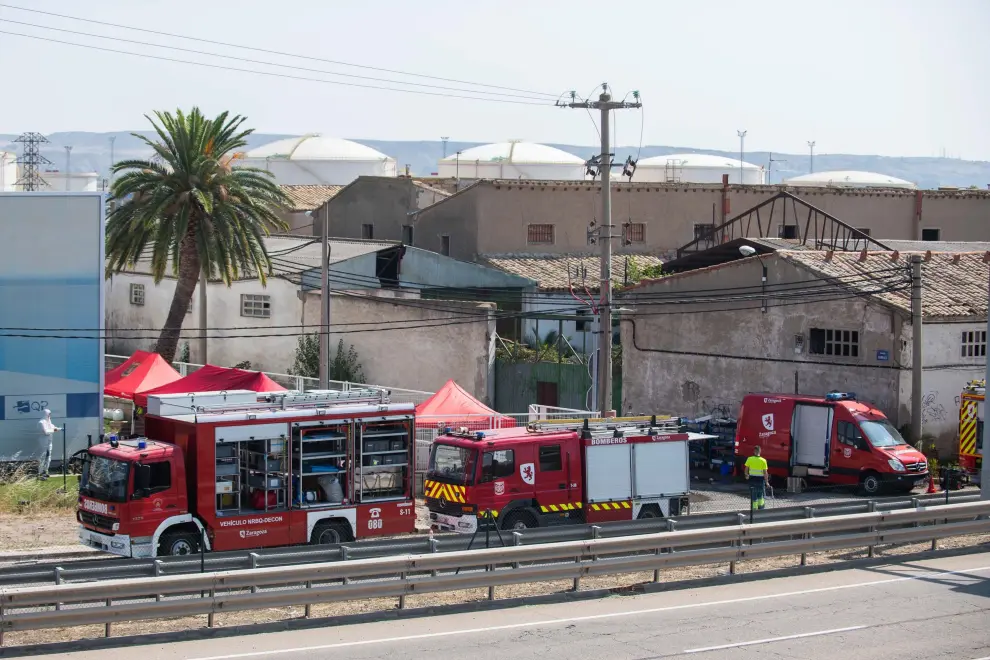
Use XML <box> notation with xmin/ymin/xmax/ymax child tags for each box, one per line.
<box><xmin>926</xmin><ymin>472</ymin><xmax>938</xmax><ymax>494</ymax></box>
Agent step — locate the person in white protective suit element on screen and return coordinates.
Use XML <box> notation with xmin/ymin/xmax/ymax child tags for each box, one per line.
<box><xmin>38</xmin><ymin>409</ymin><xmax>61</xmax><ymax>479</ymax></box>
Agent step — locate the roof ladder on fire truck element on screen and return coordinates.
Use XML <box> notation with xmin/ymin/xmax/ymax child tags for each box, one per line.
<box><xmin>190</xmin><ymin>388</ymin><xmax>392</xmax><ymax>413</ymax></box>
<box><xmin>525</xmin><ymin>415</ymin><xmax>681</xmax><ymax>434</ymax></box>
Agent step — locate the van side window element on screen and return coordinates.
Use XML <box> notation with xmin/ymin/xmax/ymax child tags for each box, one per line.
<box><xmin>539</xmin><ymin>445</ymin><xmax>562</xmax><ymax>471</ymax></box>
<box><xmin>480</xmin><ymin>450</ymin><xmax>515</xmax><ymax>483</ymax></box>
<box><xmin>837</xmin><ymin>421</ymin><xmax>867</xmax><ymax>450</ymax></box>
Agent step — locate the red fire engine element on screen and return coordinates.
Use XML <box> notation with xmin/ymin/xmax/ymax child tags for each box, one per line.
<box><xmin>425</xmin><ymin>417</ymin><xmax>712</xmax><ymax>533</ymax></box>
<box><xmin>77</xmin><ymin>389</ymin><xmax>416</xmax><ymax>557</ymax></box>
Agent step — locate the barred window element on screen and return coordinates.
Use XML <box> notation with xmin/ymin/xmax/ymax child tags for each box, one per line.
<box><xmin>626</xmin><ymin>223</ymin><xmax>646</xmax><ymax>243</ymax></box>
<box><xmin>241</xmin><ymin>294</ymin><xmax>271</xmax><ymax>318</ymax></box>
<box><xmin>527</xmin><ymin>224</ymin><xmax>555</xmax><ymax>245</ymax></box>
<box><xmin>129</xmin><ymin>283</ymin><xmax>145</xmax><ymax>306</ymax></box>
<box><xmin>809</xmin><ymin>328</ymin><xmax>859</xmax><ymax>358</ymax></box>
<box><xmin>961</xmin><ymin>330</ymin><xmax>986</xmax><ymax>358</ymax></box>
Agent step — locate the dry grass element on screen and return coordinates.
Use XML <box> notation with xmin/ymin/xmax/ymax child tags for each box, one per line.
<box><xmin>4</xmin><ymin>532</ymin><xmax>988</xmax><ymax>649</ymax></box>
<box><xmin>0</xmin><ymin>464</ymin><xmax>79</xmax><ymax>515</ymax></box>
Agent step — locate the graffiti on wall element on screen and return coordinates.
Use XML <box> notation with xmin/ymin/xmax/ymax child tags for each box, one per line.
<box><xmin>921</xmin><ymin>391</ymin><xmax>948</xmax><ymax>424</ymax></box>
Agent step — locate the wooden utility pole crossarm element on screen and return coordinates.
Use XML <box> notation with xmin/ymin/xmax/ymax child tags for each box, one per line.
<box><xmin>558</xmin><ymin>85</ymin><xmax>642</xmax><ymax>415</ymax></box>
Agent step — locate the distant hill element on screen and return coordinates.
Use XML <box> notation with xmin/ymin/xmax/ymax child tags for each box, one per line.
<box><xmin>2</xmin><ymin>132</ymin><xmax>987</xmax><ymax>190</ymax></box>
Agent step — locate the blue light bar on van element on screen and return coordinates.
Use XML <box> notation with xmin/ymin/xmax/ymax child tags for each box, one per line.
<box><xmin>443</xmin><ymin>427</ymin><xmax>452</xmax><ymax>434</ymax></box>
<box><xmin>825</xmin><ymin>392</ymin><xmax>856</xmax><ymax>401</ymax></box>
<box><xmin>475</xmin><ymin>432</ymin><xmax>486</xmax><ymax>441</ymax></box>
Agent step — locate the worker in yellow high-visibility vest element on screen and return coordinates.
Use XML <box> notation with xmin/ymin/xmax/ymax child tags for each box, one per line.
<box><xmin>744</xmin><ymin>446</ymin><xmax>769</xmax><ymax>510</ymax></box>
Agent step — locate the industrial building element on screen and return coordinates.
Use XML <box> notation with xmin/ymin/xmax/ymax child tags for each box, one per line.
<box><xmin>631</xmin><ymin>153</ymin><xmax>765</xmax><ymax>185</ymax></box>
<box><xmin>784</xmin><ymin>170</ymin><xmax>918</xmax><ymax>189</ymax></box>
<box><xmin>621</xmin><ymin>249</ymin><xmax>988</xmax><ymax>457</ymax></box>
<box><xmin>0</xmin><ymin>193</ymin><xmax>105</xmax><ymax>461</ymax></box>
<box><xmin>241</xmin><ymin>134</ymin><xmax>398</xmax><ymax>185</ymax></box>
<box><xmin>437</xmin><ymin>141</ymin><xmax>589</xmax><ymax>181</ymax></box>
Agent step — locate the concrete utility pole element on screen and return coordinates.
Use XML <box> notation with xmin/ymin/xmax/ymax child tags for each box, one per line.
<box><xmin>807</xmin><ymin>141</ymin><xmax>816</xmax><ymax>173</ymax></box>
<box><xmin>982</xmin><ymin>261</ymin><xmax>990</xmax><ymax>498</ymax></box>
<box><xmin>108</xmin><ymin>136</ymin><xmax>116</xmax><ymax>188</ymax></box>
<box><xmin>319</xmin><ymin>207</ymin><xmax>331</xmax><ymax>389</ymax></box>
<box><xmin>560</xmin><ymin>85</ymin><xmax>642</xmax><ymax>415</ymax></box>
<box><xmin>910</xmin><ymin>255</ymin><xmax>923</xmax><ymax>447</ymax></box>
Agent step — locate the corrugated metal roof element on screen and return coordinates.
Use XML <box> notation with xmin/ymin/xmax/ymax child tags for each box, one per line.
<box><xmin>480</xmin><ymin>253</ymin><xmax>663</xmax><ymax>291</ymax></box>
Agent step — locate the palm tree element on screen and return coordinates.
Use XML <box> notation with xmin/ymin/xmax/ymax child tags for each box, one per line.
<box><xmin>105</xmin><ymin>108</ymin><xmax>289</xmax><ymax>362</ymax></box>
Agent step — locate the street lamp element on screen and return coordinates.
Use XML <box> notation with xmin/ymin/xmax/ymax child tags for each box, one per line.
<box><xmin>441</xmin><ymin>136</ymin><xmax>449</xmax><ymax>159</ymax></box>
<box><xmin>739</xmin><ymin>245</ymin><xmax>767</xmax><ymax>314</ymax></box>
<box><xmin>807</xmin><ymin>141</ymin><xmax>816</xmax><ymax>173</ymax></box>
<box><xmin>737</xmin><ymin>130</ymin><xmax>748</xmax><ymax>184</ymax></box>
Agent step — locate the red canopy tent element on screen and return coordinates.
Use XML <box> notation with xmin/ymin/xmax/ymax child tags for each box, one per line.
<box><xmin>104</xmin><ymin>351</ymin><xmax>182</xmax><ymax>400</ymax></box>
<box><xmin>415</xmin><ymin>380</ymin><xmax>515</xmax><ymax>430</ymax></box>
<box><xmin>134</xmin><ymin>364</ymin><xmax>286</xmax><ymax>409</ymax></box>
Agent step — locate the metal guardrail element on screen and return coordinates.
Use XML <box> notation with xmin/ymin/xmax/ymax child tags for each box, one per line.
<box><xmin>0</xmin><ymin>491</ymin><xmax>977</xmax><ymax>589</ymax></box>
<box><xmin>0</xmin><ymin>500</ymin><xmax>987</xmax><ymax>640</ymax></box>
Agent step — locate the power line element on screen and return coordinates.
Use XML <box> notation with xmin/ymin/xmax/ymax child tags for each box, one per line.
<box><xmin>0</xmin><ymin>30</ymin><xmax>550</xmax><ymax>106</ymax></box>
<box><xmin>0</xmin><ymin>18</ymin><xmax>554</xmax><ymax>102</ymax></box>
<box><xmin>0</xmin><ymin>3</ymin><xmax>560</xmax><ymax>99</ymax></box>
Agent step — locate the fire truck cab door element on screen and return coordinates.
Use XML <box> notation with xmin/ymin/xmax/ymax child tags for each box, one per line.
<box><xmin>533</xmin><ymin>440</ymin><xmax>579</xmax><ymax>511</ymax></box>
<box><xmin>477</xmin><ymin>447</ymin><xmax>526</xmax><ymax>510</ymax></box>
<box><xmin>131</xmin><ymin>458</ymin><xmax>183</xmax><ymax>533</ymax></box>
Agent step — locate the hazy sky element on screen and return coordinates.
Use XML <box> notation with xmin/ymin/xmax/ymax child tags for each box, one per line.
<box><xmin>0</xmin><ymin>0</ymin><xmax>986</xmax><ymax>158</ymax></box>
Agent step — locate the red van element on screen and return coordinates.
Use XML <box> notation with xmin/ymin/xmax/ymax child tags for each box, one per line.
<box><xmin>735</xmin><ymin>392</ymin><xmax>930</xmax><ymax>495</ymax></box>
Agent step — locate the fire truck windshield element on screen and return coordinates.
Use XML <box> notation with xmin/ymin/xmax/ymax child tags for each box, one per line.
<box><xmin>859</xmin><ymin>419</ymin><xmax>908</xmax><ymax>448</ymax></box>
<box><xmin>427</xmin><ymin>443</ymin><xmax>477</xmax><ymax>485</ymax></box>
<box><xmin>80</xmin><ymin>456</ymin><xmax>130</xmax><ymax>502</ymax></box>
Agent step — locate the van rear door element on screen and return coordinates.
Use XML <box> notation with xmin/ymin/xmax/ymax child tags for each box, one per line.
<box><xmin>791</xmin><ymin>403</ymin><xmax>832</xmax><ymax>473</ymax></box>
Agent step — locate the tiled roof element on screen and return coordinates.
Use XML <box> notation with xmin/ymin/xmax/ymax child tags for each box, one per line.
<box><xmin>120</xmin><ymin>235</ymin><xmax>398</xmax><ymax>280</ymax></box>
<box><xmin>479</xmin><ymin>253</ymin><xmax>664</xmax><ymax>291</ymax></box>
<box><xmin>412</xmin><ymin>180</ymin><xmax>451</xmax><ymax>197</ymax></box>
<box><xmin>778</xmin><ymin>250</ymin><xmax>989</xmax><ymax>318</ymax></box>
<box><xmin>279</xmin><ymin>185</ymin><xmax>344</xmax><ymax>211</ymax></box>
<box><xmin>752</xmin><ymin>237</ymin><xmax>990</xmax><ymax>254</ymax></box>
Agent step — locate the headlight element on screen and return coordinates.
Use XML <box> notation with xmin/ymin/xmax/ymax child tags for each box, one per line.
<box><xmin>888</xmin><ymin>459</ymin><xmax>905</xmax><ymax>472</ymax></box>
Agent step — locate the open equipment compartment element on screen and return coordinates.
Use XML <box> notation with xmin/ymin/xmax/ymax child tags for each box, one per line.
<box><xmin>292</xmin><ymin>422</ymin><xmax>351</xmax><ymax>507</ymax></box>
<box><xmin>214</xmin><ymin>422</ymin><xmax>289</xmax><ymax>515</ymax></box>
<box><xmin>356</xmin><ymin>419</ymin><xmax>412</xmax><ymax>502</ymax></box>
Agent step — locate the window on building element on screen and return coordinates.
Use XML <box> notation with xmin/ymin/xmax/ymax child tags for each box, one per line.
<box><xmin>778</xmin><ymin>224</ymin><xmax>798</xmax><ymax>239</ymax></box>
<box><xmin>527</xmin><ymin>223</ymin><xmax>555</xmax><ymax>245</ymax></box>
<box><xmin>539</xmin><ymin>444</ymin><xmax>562</xmax><ymax>472</ymax></box>
<box><xmin>361</xmin><ymin>224</ymin><xmax>374</xmax><ymax>240</ymax></box>
<box><xmin>575</xmin><ymin>309</ymin><xmax>590</xmax><ymax>332</ymax></box>
<box><xmin>809</xmin><ymin>328</ymin><xmax>859</xmax><ymax>357</ymax></box>
<box><xmin>921</xmin><ymin>228</ymin><xmax>941</xmax><ymax>241</ymax></box>
<box><xmin>402</xmin><ymin>225</ymin><xmax>414</xmax><ymax>244</ymax></box>
<box><xmin>855</xmin><ymin>227</ymin><xmax>872</xmax><ymax>236</ymax></box>
<box><xmin>129</xmin><ymin>283</ymin><xmax>145</xmax><ymax>306</ymax></box>
<box><xmin>240</xmin><ymin>294</ymin><xmax>271</xmax><ymax>318</ymax></box>
<box><xmin>625</xmin><ymin>222</ymin><xmax>646</xmax><ymax>243</ymax></box>
<box><xmin>147</xmin><ymin>462</ymin><xmax>171</xmax><ymax>494</ymax></box>
<box><xmin>693</xmin><ymin>224</ymin><xmax>713</xmax><ymax>241</ymax></box>
<box><xmin>480</xmin><ymin>449</ymin><xmax>515</xmax><ymax>482</ymax></box>
<box><xmin>440</xmin><ymin>234</ymin><xmax>450</xmax><ymax>256</ymax></box>
<box><xmin>961</xmin><ymin>330</ymin><xmax>987</xmax><ymax>358</ymax></box>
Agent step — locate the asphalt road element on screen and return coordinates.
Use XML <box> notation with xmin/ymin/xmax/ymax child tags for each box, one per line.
<box><xmin>46</xmin><ymin>552</ymin><xmax>990</xmax><ymax>660</ymax></box>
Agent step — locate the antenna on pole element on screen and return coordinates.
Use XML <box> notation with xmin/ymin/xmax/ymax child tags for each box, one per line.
<box><xmin>13</xmin><ymin>132</ymin><xmax>52</xmax><ymax>191</ymax></box>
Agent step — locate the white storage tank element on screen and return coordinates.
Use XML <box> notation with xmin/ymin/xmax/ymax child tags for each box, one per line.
<box><xmin>39</xmin><ymin>171</ymin><xmax>102</xmax><ymax>192</ymax></box>
<box><xmin>438</xmin><ymin>141</ymin><xmax>589</xmax><ymax>180</ymax></box>
<box><xmin>633</xmin><ymin>153</ymin><xmax>765</xmax><ymax>185</ymax></box>
<box><xmin>241</xmin><ymin>134</ymin><xmax>397</xmax><ymax>186</ymax></box>
<box><xmin>784</xmin><ymin>170</ymin><xmax>917</xmax><ymax>190</ymax></box>
<box><xmin>0</xmin><ymin>152</ymin><xmax>17</xmax><ymax>191</ymax></box>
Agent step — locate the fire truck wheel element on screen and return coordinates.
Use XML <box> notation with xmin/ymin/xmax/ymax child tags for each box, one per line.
<box><xmin>158</xmin><ymin>530</ymin><xmax>200</xmax><ymax>557</ymax></box>
<box><xmin>860</xmin><ymin>471</ymin><xmax>883</xmax><ymax>496</ymax></box>
<box><xmin>311</xmin><ymin>520</ymin><xmax>353</xmax><ymax>545</ymax></box>
<box><xmin>500</xmin><ymin>511</ymin><xmax>537</xmax><ymax>531</ymax></box>
<box><xmin>637</xmin><ymin>504</ymin><xmax>663</xmax><ymax>519</ymax></box>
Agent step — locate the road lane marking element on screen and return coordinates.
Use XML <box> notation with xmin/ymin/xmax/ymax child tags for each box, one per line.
<box><xmin>187</xmin><ymin>564</ymin><xmax>990</xmax><ymax>660</ymax></box>
<box><xmin>683</xmin><ymin>626</ymin><xmax>865</xmax><ymax>653</ymax></box>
